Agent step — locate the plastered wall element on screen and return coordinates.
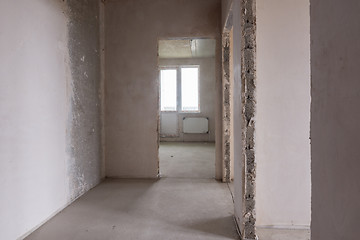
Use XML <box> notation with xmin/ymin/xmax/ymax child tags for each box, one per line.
<box><xmin>311</xmin><ymin>0</ymin><xmax>360</xmax><ymax>239</ymax></box>
<box><xmin>159</xmin><ymin>58</ymin><xmax>216</xmax><ymax>142</ymax></box>
<box><xmin>0</xmin><ymin>1</ymin><xmax>103</xmax><ymax>239</ymax></box>
<box><xmin>105</xmin><ymin>0</ymin><xmax>221</xmax><ymax>178</ymax></box>
<box><xmin>256</xmin><ymin>0</ymin><xmax>311</xmax><ymax>227</ymax></box>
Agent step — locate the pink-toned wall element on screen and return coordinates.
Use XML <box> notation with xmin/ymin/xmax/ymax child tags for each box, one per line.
<box><xmin>105</xmin><ymin>0</ymin><xmax>222</xmax><ymax>178</ymax></box>
<box><xmin>311</xmin><ymin>0</ymin><xmax>360</xmax><ymax>239</ymax></box>
<box><xmin>256</xmin><ymin>0</ymin><xmax>311</xmax><ymax>227</ymax></box>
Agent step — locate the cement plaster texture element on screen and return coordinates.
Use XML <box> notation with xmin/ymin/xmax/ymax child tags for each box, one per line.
<box><xmin>105</xmin><ymin>0</ymin><xmax>222</xmax><ymax>179</ymax></box>
<box><xmin>26</xmin><ymin>178</ymin><xmax>238</xmax><ymax>240</ymax></box>
<box><xmin>66</xmin><ymin>0</ymin><xmax>103</xmax><ymax>202</ymax></box>
<box><xmin>159</xmin><ymin>142</ymin><xmax>215</xmax><ymax>179</ymax></box>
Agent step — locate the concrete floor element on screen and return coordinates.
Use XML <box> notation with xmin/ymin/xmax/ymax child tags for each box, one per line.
<box><xmin>27</xmin><ymin>142</ymin><xmax>239</xmax><ymax>240</ymax></box>
<box><xmin>159</xmin><ymin>142</ymin><xmax>215</xmax><ymax>179</ymax></box>
<box><xmin>27</xmin><ymin>178</ymin><xmax>238</xmax><ymax>240</ymax></box>
<box><xmin>26</xmin><ymin>142</ymin><xmax>310</xmax><ymax>240</ymax></box>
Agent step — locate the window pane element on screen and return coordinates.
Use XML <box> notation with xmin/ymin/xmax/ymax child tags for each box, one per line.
<box><xmin>181</xmin><ymin>67</ymin><xmax>199</xmax><ymax>111</ymax></box>
<box><xmin>160</xmin><ymin>69</ymin><xmax>177</xmax><ymax>111</ymax></box>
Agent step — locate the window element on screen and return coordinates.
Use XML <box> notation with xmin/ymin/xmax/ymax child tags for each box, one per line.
<box><xmin>160</xmin><ymin>66</ymin><xmax>199</xmax><ymax>112</ymax></box>
<box><xmin>160</xmin><ymin>69</ymin><xmax>177</xmax><ymax>111</ymax></box>
<box><xmin>181</xmin><ymin>67</ymin><xmax>199</xmax><ymax>111</ymax></box>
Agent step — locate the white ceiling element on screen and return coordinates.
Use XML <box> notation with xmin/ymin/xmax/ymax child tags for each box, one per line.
<box><xmin>158</xmin><ymin>39</ymin><xmax>216</xmax><ymax>59</ymax></box>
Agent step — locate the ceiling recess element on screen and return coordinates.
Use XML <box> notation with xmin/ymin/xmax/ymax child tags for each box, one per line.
<box><xmin>158</xmin><ymin>38</ymin><xmax>216</xmax><ymax>59</ymax></box>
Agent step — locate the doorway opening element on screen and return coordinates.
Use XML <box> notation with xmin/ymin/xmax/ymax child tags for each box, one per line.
<box><xmin>157</xmin><ymin>38</ymin><xmax>217</xmax><ymax>179</ymax></box>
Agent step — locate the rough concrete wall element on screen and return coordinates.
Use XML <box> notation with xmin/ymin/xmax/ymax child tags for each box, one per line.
<box><xmin>241</xmin><ymin>0</ymin><xmax>257</xmax><ymax>239</ymax></box>
<box><xmin>311</xmin><ymin>0</ymin><xmax>360</xmax><ymax>239</ymax></box>
<box><xmin>222</xmin><ymin>32</ymin><xmax>232</xmax><ymax>182</ymax></box>
<box><xmin>159</xmin><ymin>58</ymin><xmax>216</xmax><ymax>142</ymax></box>
<box><xmin>105</xmin><ymin>0</ymin><xmax>221</xmax><ymax>178</ymax></box>
<box><xmin>66</xmin><ymin>0</ymin><xmax>102</xmax><ymax>201</ymax></box>
<box><xmin>215</xmin><ymin>37</ymin><xmax>224</xmax><ymax>180</ymax></box>
<box><xmin>229</xmin><ymin>28</ymin><xmax>235</xmax><ymax>181</ymax></box>
<box><xmin>0</xmin><ymin>1</ymin><xmax>102</xmax><ymax>239</ymax></box>
<box><xmin>256</xmin><ymin>0</ymin><xmax>311</xmax><ymax>227</ymax></box>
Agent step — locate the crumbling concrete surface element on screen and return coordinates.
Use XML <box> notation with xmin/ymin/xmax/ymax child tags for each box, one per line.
<box><xmin>66</xmin><ymin>0</ymin><xmax>102</xmax><ymax>201</ymax></box>
<box><xmin>241</xmin><ymin>0</ymin><xmax>257</xmax><ymax>239</ymax></box>
<box><xmin>222</xmin><ymin>31</ymin><xmax>232</xmax><ymax>183</ymax></box>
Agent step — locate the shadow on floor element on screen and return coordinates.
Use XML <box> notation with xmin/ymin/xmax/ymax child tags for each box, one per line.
<box><xmin>27</xmin><ymin>178</ymin><xmax>237</xmax><ymax>240</ymax></box>
<box><xmin>184</xmin><ymin>216</ymin><xmax>240</xmax><ymax>239</ymax></box>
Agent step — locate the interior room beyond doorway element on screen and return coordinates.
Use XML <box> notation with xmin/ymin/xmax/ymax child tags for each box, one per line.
<box><xmin>158</xmin><ymin>38</ymin><xmax>217</xmax><ymax>178</ymax></box>
<box><xmin>159</xmin><ymin>142</ymin><xmax>215</xmax><ymax>178</ymax></box>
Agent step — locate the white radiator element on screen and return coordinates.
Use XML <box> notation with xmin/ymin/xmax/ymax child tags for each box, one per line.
<box><xmin>183</xmin><ymin>117</ymin><xmax>209</xmax><ymax>134</ymax></box>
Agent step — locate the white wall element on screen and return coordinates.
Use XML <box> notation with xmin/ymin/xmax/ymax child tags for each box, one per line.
<box><xmin>0</xmin><ymin>3</ymin><xmax>68</xmax><ymax>239</ymax></box>
<box><xmin>311</xmin><ymin>0</ymin><xmax>360</xmax><ymax>239</ymax></box>
<box><xmin>0</xmin><ymin>1</ymin><xmax>102</xmax><ymax>239</ymax></box>
<box><xmin>159</xmin><ymin>58</ymin><xmax>216</xmax><ymax>142</ymax></box>
<box><xmin>255</xmin><ymin>0</ymin><xmax>311</xmax><ymax>227</ymax></box>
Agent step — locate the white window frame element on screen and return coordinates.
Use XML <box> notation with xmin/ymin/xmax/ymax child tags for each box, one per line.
<box><xmin>159</xmin><ymin>65</ymin><xmax>200</xmax><ymax>113</ymax></box>
<box><xmin>159</xmin><ymin>68</ymin><xmax>178</xmax><ymax>112</ymax></box>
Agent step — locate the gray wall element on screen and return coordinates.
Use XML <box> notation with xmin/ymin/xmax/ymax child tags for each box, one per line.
<box><xmin>105</xmin><ymin>0</ymin><xmax>221</xmax><ymax>178</ymax></box>
<box><xmin>0</xmin><ymin>1</ymin><xmax>103</xmax><ymax>239</ymax></box>
<box><xmin>311</xmin><ymin>0</ymin><xmax>360</xmax><ymax>239</ymax></box>
<box><xmin>232</xmin><ymin>0</ymin><xmax>244</xmax><ymax>233</ymax></box>
<box><xmin>159</xmin><ymin>58</ymin><xmax>216</xmax><ymax>142</ymax></box>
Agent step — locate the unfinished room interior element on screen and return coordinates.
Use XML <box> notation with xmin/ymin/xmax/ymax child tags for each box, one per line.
<box><xmin>1</xmin><ymin>0</ymin><xmax>359</xmax><ymax>239</ymax></box>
